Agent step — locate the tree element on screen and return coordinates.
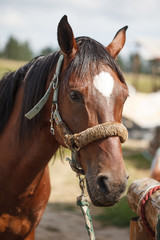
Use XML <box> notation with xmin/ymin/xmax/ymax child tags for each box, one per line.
<box><xmin>117</xmin><ymin>56</ymin><xmax>125</xmax><ymax>71</ymax></box>
<box><xmin>2</xmin><ymin>36</ymin><xmax>33</xmax><ymax>61</ymax></box>
<box><xmin>40</xmin><ymin>46</ymin><xmax>57</xmax><ymax>56</ymax></box>
<box><xmin>19</xmin><ymin>41</ymin><xmax>33</xmax><ymax>61</ymax></box>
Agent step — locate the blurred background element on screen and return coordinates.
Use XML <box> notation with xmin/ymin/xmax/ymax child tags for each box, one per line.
<box><xmin>0</xmin><ymin>0</ymin><xmax>160</xmax><ymax>239</ymax></box>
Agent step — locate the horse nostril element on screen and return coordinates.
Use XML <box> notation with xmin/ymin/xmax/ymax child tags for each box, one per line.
<box><xmin>96</xmin><ymin>175</ymin><xmax>110</xmax><ymax>196</ymax></box>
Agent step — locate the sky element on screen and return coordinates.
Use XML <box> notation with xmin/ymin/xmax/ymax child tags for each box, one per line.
<box><xmin>0</xmin><ymin>0</ymin><xmax>160</xmax><ymax>56</ymax></box>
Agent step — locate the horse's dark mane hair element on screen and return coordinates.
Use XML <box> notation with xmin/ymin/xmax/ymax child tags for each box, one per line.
<box><xmin>62</xmin><ymin>36</ymin><xmax>126</xmax><ymax>86</ymax></box>
<box><xmin>0</xmin><ymin>36</ymin><xmax>126</xmax><ymax>140</ymax></box>
<box><xmin>0</xmin><ymin>59</ymin><xmax>36</xmax><ymax>134</ymax></box>
<box><xmin>19</xmin><ymin>51</ymin><xmax>60</xmax><ymax>140</ymax></box>
<box><xmin>0</xmin><ymin>52</ymin><xmax>60</xmax><ymax>138</ymax></box>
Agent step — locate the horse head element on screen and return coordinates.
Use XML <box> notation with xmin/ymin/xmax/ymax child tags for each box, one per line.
<box><xmin>54</xmin><ymin>16</ymin><xmax>129</xmax><ymax>207</ymax></box>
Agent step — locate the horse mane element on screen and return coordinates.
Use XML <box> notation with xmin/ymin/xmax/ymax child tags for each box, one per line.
<box><xmin>0</xmin><ymin>52</ymin><xmax>60</xmax><ymax>139</ymax></box>
<box><xmin>0</xmin><ymin>59</ymin><xmax>36</xmax><ymax>134</ymax></box>
<box><xmin>0</xmin><ymin>36</ymin><xmax>126</xmax><ymax>140</ymax></box>
<box><xmin>19</xmin><ymin>52</ymin><xmax>60</xmax><ymax>140</ymax></box>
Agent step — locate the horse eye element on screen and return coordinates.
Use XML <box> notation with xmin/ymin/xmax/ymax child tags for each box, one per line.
<box><xmin>69</xmin><ymin>90</ymin><xmax>82</xmax><ymax>102</ymax></box>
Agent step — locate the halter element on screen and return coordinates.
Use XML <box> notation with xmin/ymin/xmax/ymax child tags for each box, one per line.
<box><xmin>25</xmin><ymin>54</ymin><xmax>128</xmax><ymax>175</ymax></box>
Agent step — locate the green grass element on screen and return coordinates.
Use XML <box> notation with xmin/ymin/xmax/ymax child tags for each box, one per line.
<box><xmin>48</xmin><ymin>202</ymin><xmax>77</xmax><ymax>212</ymax></box>
<box><xmin>94</xmin><ymin>196</ymin><xmax>136</xmax><ymax>227</ymax></box>
<box><xmin>45</xmin><ymin>226</ymin><xmax>60</xmax><ymax>232</ymax></box>
<box><xmin>123</xmin><ymin>147</ymin><xmax>151</xmax><ymax>170</ymax></box>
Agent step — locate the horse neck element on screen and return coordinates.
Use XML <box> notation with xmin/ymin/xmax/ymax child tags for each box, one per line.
<box><xmin>0</xmin><ymin>80</ymin><xmax>60</xmax><ymax>195</ymax></box>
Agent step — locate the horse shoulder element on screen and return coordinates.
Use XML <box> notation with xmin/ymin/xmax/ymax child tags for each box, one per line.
<box><xmin>0</xmin><ymin>166</ymin><xmax>50</xmax><ymax>239</ymax></box>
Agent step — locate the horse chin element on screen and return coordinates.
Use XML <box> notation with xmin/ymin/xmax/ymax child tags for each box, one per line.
<box><xmin>86</xmin><ymin>178</ymin><xmax>124</xmax><ymax>207</ymax></box>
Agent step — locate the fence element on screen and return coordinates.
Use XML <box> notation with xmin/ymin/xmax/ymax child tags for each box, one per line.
<box><xmin>127</xmin><ymin>178</ymin><xmax>160</xmax><ymax>240</ymax></box>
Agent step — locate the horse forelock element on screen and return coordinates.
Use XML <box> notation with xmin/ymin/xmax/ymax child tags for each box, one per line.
<box><xmin>62</xmin><ymin>36</ymin><xmax>126</xmax><ymax>88</ymax></box>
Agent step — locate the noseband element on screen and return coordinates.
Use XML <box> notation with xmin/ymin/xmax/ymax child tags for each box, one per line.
<box><xmin>25</xmin><ymin>54</ymin><xmax>128</xmax><ymax>174</ymax></box>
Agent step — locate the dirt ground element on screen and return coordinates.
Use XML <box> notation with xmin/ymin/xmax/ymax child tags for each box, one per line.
<box><xmin>35</xmin><ymin>152</ymin><xmax>131</xmax><ymax>240</ymax></box>
<box><xmin>35</xmin><ymin>205</ymin><xmax>129</xmax><ymax>240</ymax></box>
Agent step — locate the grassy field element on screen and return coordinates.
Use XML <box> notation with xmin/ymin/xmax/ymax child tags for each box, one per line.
<box><xmin>125</xmin><ymin>72</ymin><xmax>160</xmax><ymax>93</ymax></box>
<box><xmin>0</xmin><ymin>58</ymin><xmax>26</xmax><ymax>76</ymax></box>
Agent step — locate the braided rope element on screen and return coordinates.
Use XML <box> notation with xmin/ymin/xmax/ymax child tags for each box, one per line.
<box><xmin>139</xmin><ymin>185</ymin><xmax>160</xmax><ymax>240</ymax></box>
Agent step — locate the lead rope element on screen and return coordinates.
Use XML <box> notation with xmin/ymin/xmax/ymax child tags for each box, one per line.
<box><xmin>76</xmin><ymin>174</ymin><xmax>95</xmax><ymax>240</ymax></box>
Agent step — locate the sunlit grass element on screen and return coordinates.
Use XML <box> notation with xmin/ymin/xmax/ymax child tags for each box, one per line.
<box><xmin>124</xmin><ymin>72</ymin><xmax>160</xmax><ymax>93</ymax></box>
<box><xmin>0</xmin><ymin>58</ymin><xmax>26</xmax><ymax>77</ymax></box>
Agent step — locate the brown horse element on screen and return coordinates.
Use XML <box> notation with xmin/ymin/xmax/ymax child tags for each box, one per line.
<box><xmin>0</xmin><ymin>15</ymin><xmax>129</xmax><ymax>239</ymax></box>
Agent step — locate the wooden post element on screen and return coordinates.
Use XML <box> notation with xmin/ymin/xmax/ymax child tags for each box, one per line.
<box><xmin>151</xmin><ymin>60</ymin><xmax>159</xmax><ymax>92</ymax></box>
<box><xmin>130</xmin><ymin>217</ymin><xmax>153</xmax><ymax>240</ymax></box>
<box><xmin>132</xmin><ymin>53</ymin><xmax>140</xmax><ymax>90</ymax></box>
<box><xmin>127</xmin><ymin>178</ymin><xmax>160</xmax><ymax>239</ymax></box>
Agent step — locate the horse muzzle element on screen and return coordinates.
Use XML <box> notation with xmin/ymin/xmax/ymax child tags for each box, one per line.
<box><xmin>86</xmin><ymin>172</ymin><xmax>128</xmax><ymax>207</ymax></box>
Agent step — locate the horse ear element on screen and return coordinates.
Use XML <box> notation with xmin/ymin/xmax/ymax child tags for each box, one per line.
<box><xmin>57</xmin><ymin>15</ymin><xmax>77</xmax><ymax>57</ymax></box>
<box><xmin>106</xmin><ymin>26</ymin><xmax>128</xmax><ymax>59</ymax></box>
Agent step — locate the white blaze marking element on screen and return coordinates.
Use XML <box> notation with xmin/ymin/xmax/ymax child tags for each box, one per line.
<box><xmin>93</xmin><ymin>71</ymin><xmax>114</xmax><ymax>98</ymax></box>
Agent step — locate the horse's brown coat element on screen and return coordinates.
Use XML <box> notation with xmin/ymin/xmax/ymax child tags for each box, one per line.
<box><xmin>0</xmin><ymin>214</ymin><xmax>31</xmax><ymax>236</ymax></box>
